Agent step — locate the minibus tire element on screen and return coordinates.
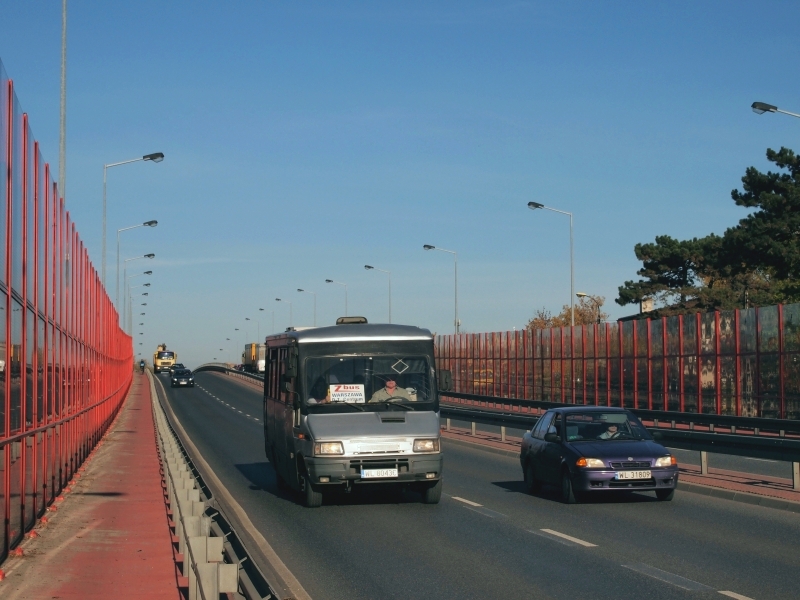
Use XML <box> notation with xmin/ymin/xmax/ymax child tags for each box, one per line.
<box><xmin>303</xmin><ymin>475</ymin><xmax>323</xmax><ymax>508</ymax></box>
<box><xmin>421</xmin><ymin>479</ymin><xmax>442</xmax><ymax>504</ymax></box>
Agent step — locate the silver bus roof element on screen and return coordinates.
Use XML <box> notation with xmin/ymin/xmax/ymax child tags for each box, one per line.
<box><xmin>266</xmin><ymin>323</ymin><xmax>433</xmax><ymax>345</ymax></box>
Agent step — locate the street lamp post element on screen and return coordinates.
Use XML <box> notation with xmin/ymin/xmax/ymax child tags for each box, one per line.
<box><xmin>364</xmin><ymin>265</ymin><xmax>391</xmax><ymax>323</ymax></box>
<box><xmin>259</xmin><ymin>308</ymin><xmax>274</xmax><ymax>334</ymax></box>
<box><xmin>102</xmin><ymin>152</ymin><xmax>163</xmax><ymax>285</ymax></box>
<box><xmin>297</xmin><ymin>289</ymin><xmax>317</xmax><ymax>326</ymax></box>
<box><xmin>423</xmin><ymin>245</ymin><xmax>458</xmax><ymax>334</ymax></box>
<box><xmin>576</xmin><ymin>292</ymin><xmax>602</xmax><ymax>324</ymax></box>
<box><xmin>245</xmin><ymin>317</ymin><xmax>260</xmax><ymax>341</ymax></box>
<box><xmin>276</xmin><ymin>298</ymin><xmax>293</xmax><ymax>327</ymax></box>
<box><xmin>116</xmin><ymin>220</ymin><xmax>157</xmax><ymax>307</ymax></box>
<box><xmin>527</xmin><ymin>202</ymin><xmax>575</xmax><ymax>327</ymax></box>
<box><xmin>325</xmin><ymin>280</ymin><xmax>348</xmax><ymax>316</ymax></box>
<box><xmin>751</xmin><ymin>101</ymin><xmax>800</xmax><ymax>119</ymax></box>
<box><xmin>122</xmin><ymin>257</ymin><xmax>153</xmax><ymax>329</ymax></box>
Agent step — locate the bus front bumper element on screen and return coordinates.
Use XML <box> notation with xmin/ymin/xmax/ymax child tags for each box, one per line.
<box><xmin>305</xmin><ymin>454</ymin><xmax>443</xmax><ymax>486</ymax></box>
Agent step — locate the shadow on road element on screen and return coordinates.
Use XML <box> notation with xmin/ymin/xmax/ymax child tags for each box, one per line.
<box><xmin>491</xmin><ymin>480</ymin><xmax>660</xmax><ymax>504</ymax></box>
<box><xmin>235</xmin><ymin>462</ymin><xmax>436</xmax><ymax>507</ymax></box>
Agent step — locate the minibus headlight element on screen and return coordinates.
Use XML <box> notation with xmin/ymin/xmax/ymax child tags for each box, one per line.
<box><xmin>655</xmin><ymin>456</ymin><xmax>677</xmax><ymax>467</ymax></box>
<box><xmin>314</xmin><ymin>442</ymin><xmax>344</xmax><ymax>456</ymax></box>
<box><xmin>413</xmin><ymin>439</ymin><xmax>440</xmax><ymax>453</ymax></box>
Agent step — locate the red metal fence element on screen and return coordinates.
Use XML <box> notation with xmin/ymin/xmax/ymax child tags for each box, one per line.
<box><xmin>0</xmin><ymin>61</ymin><xmax>132</xmax><ymax>558</ymax></box>
<box><xmin>436</xmin><ymin>304</ymin><xmax>800</xmax><ymax>421</ymax></box>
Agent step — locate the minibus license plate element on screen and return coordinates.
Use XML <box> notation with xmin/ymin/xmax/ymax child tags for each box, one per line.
<box><xmin>615</xmin><ymin>470</ymin><xmax>651</xmax><ymax>480</ymax></box>
<box><xmin>361</xmin><ymin>468</ymin><xmax>398</xmax><ymax>479</ymax></box>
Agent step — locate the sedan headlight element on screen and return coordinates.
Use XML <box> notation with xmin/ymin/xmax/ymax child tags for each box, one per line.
<box><xmin>314</xmin><ymin>442</ymin><xmax>344</xmax><ymax>455</ymax></box>
<box><xmin>655</xmin><ymin>456</ymin><xmax>677</xmax><ymax>467</ymax></box>
<box><xmin>576</xmin><ymin>457</ymin><xmax>605</xmax><ymax>468</ymax></box>
<box><xmin>413</xmin><ymin>438</ymin><xmax>440</xmax><ymax>453</ymax></box>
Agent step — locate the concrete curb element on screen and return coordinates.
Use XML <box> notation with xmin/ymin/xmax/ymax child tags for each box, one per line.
<box><xmin>443</xmin><ymin>431</ymin><xmax>800</xmax><ymax>514</ymax></box>
<box><xmin>676</xmin><ymin>480</ymin><xmax>800</xmax><ymax>513</ymax></box>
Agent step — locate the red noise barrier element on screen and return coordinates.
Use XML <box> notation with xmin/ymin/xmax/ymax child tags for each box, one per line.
<box><xmin>436</xmin><ymin>304</ymin><xmax>800</xmax><ymax>421</ymax></box>
<box><xmin>0</xmin><ymin>62</ymin><xmax>132</xmax><ymax>559</ymax></box>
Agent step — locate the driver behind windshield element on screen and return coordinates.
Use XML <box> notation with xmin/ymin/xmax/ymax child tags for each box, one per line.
<box><xmin>369</xmin><ymin>377</ymin><xmax>413</xmax><ymax>402</ymax></box>
<box><xmin>598</xmin><ymin>423</ymin><xmax>620</xmax><ymax>439</ymax></box>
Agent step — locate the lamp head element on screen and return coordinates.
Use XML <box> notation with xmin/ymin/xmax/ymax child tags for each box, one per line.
<box><xmin>143</xmin><ymin>152</ymin><xmax>164</xmax><ymax>163</ymax></box>
<box><xmin>276</xmin><ymin>298</ymin><xmax>281</xmax><ymax>301</ymax></box>
<box><xmin>325</xmin><ymin>279</ymin><xmax>333</xmax><ymax>283</ymax></box>
<box><xmin>141</xmin><ymin>303</ymin><xmax>147</xmax><ymax>306</ymax></box>
<box><xmin>144</xmin><ymin>283</ymin><xmax>151</xmax><ymax>287</ymax></box>
<box><xmin>259</xmin><ymin>308</ymin><xmax>264</xmax><ymax>311</ymax></box>
<box><xmin>144</xmin><ymin>270</ymin><xmax>152</xmax><ymax>275</ymax></box>
<box><xmin>144</xmin><ymin>220</ymin><xmax>158</xmax><ymax>227</ymax></box>
<box><xmin>297</xmin><ymin>288</ymin><xmax>304</xmax><ymax>292</ymax></box>
<box><xmin>246</xmin><ymin>317</ymin><xmax>251</xmax><ymax>321</ymax></box>
<box><xmin>528</xmin><ymin>202</ymin><xmax>544</xmax><ymax>210</ymax></box>
<box><xmin>144</xmin><ymin>253</ymin><xmax>155</xmax><ymax>259</ymax></box>
<box><xmin>576</xmin><ymin>292</ymin><xmax>587</xmax><ymax>298</ymax></box>
<box><xmin>423</xmin><ymin>245</ymin><xmax>435</xmax><ymax>250</ymax></box>
<box><xmin>140</xmin><ymin>313</ymin><xmax>145</xmax><ymax>315</ymax></box>
<box><xmin>751</xmin><ymin>101</ymin><xmax>777</xmax><ymax>115</ymax></box>
<box><xmin>365</xmin><ymin>265</ymin><xmax>373</xmax><ymax>270</ymax></box>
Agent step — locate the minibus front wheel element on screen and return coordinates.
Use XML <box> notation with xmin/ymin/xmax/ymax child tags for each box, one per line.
<box><xmin>421</xmin><ymin>479</ymin><xmax>442</xmax><ymax>504</ymax></box>
<box><xmin>302</xmin><ymin>474</ymin><xmax>323</xmax><ymax>508</ymax></box>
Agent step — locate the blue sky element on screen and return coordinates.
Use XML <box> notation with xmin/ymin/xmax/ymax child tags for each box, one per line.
<box><xmin>2</xmin><ymin>1</ymin><xmax>799</xmax><ymax>367</ymax></box>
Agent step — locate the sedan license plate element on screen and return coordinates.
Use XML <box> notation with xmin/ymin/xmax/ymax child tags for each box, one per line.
<box><xmin>615</xmin><ymin>470</ymin><xmax>651</xmax><ymax>480</ymax></box>
<box><xmin>360</xmin><ymin>468</ymin><xmax>398</xmax><ymax>479</ymax></box>
<box><xmin>179</xmin><ymin>381</ymin><xmax>187</xmax><ymax>385</ymax></box>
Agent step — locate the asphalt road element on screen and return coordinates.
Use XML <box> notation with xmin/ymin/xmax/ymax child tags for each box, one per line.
<box><xmin>159</xmin><ymin>371</ymin><xmax>800</xmax><ymax>600</ymax></box>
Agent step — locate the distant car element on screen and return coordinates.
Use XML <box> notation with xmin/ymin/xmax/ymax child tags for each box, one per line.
<box><xmin>520</xmin><ymin>406</ymin><xmax>678</xmax><ymax>504</ymax></box>
<box><xmin>168</xmin><ymin>363</ymin><xmax>186</xmax><ymax>374</ymax></box>
<box><xmin>170</xmin><ymin>369</ymin><xmax>195</xmax><ymax>388</ymax></box>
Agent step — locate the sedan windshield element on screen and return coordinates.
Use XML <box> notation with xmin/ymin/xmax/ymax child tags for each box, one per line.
<box><xmin>304</xmin><ymin>355</ymin><xmax>432</xmax><ymax>409</ymax></box>
<box><xmin>564</xmin><ymin>412</ymin><xmax>651</xmax><ymax>441</ymax></box>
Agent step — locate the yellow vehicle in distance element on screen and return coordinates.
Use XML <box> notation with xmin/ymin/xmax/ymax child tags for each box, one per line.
<box><xmin>153</xmin><ymin>343</ymin><xmax>177</xmax><ymax>374</ymax></box>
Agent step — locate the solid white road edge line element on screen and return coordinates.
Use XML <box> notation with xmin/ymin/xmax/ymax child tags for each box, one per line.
<box><xmin>152</xmin><ymin>373</ymin><xmax>312</xmax><ymax>600</ymax></box>
<box><xmin>451</xmin><ymin>496</ymin><xmax>483</xmax><ymax>507</ymax></box>
<box><xmin>539</xmin><ymin>529</ymin><xmax>597</xmax><ymax>548</ymax></box>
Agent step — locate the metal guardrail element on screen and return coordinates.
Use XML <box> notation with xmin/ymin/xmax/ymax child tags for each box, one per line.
<box><xmin>150</xmin><ymin>372</ymin><xmax>273</xmax><ymax>599</ymax></box>
<box><xmin>194</xmin><ymin>363</ymin><xmax>264</xmax><ymax>384</ymax></box>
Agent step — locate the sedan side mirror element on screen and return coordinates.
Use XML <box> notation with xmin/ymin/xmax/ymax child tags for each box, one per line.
<box><xmin>651</xmin><ymin>430</ymin><xmax>664</xmax><ymax>441</ymax></box>
<box><xmin>544</xmin><ymin>432</ymin><xmax>561</xmax><ymax>443</ymax></box>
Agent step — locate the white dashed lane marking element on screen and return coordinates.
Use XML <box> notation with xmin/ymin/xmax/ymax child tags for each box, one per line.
<box><xmin>451</xmin><ymin>496</ymin><xmax>482</xmax><ymax>507</ymax></box>
<box><xmin>195</xmin><ymin>385</ymin><xmax>261</xmax><ymax>423</ymax></box>
<box><xmin>539</xmin><ymin>529</ymin><xmax>597</xmax><ymax>548</ymax></box>
<box><xmin>719</xmin><ymin>592</ymin><xmax>755</xmax><ymax>600</ymax></box>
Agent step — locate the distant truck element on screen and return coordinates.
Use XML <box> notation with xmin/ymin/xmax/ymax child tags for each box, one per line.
<box><xmin>153</xmin><ymin>343</ymin><xmax>177</xmax><ymax>374</ymax></box>
<box><xmin>242</xmin><ymin>343</ymin><xmax>266</xmax><ymax>373</ymax></box>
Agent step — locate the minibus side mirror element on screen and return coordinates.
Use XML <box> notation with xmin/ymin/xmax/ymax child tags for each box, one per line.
<box><xmin>439</xmin><ymin>370</ymin><xmax>453</xmax><ymax>392</ymax></box>
<box><xmin>285</xmin><ymin>347</ymin><xmax>298</xmax><ymax>378</ymax></box>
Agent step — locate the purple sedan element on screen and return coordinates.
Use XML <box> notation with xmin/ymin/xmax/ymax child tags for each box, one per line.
<box><xmin>520</xmin><ymin>406</ymin><xmax>679</xmax><ymax>504</ymax></box>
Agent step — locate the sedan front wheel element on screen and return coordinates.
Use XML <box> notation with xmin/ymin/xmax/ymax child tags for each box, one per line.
<box><xmin>560</xmin><ymin>469</ymin><xmax>579</xmax><ymax>504</ymax></box>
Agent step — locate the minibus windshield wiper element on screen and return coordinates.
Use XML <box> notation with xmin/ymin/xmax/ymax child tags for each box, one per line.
<box><xmin>336</xmin><ymin>402</ymin><xmax>365</xmax><ymax>412</ymax></box>
<box><xmin>372</xmin><ymin>400</ymin><xmax>414</xmax><ymax>411</ymax></box>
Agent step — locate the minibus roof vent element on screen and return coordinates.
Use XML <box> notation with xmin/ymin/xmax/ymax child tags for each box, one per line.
<box><xmin>336</xmin><ymin>316</ymin><xmax>368</xmax><ymax>325</ymax></box>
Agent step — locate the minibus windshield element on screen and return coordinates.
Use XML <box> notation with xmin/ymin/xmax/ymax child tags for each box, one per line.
<box><xmin>304</xmin><ymin>355</ymin><xmax>433</xmax><ymax>410</ymax></box>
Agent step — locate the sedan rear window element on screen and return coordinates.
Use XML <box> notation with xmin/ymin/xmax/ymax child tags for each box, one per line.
<box><xmin>564</xmin><ymin>412</ymin><xmax>650</xmax><ymax>441</ymax></box>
